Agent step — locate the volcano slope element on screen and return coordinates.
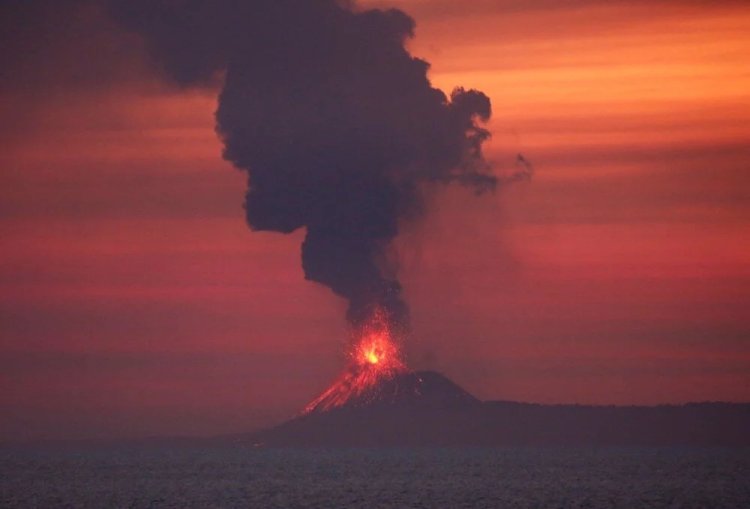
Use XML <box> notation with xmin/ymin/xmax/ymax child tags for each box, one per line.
<box><xmin>236</xmin><ymin>371</ymin><xmax>750</xmax><ymax>447</ymax></box>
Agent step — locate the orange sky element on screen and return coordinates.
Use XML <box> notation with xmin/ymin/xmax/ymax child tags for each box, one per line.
<box><xmin>1</xmin><ymin>0</ymin><xmax>749</xmax><ymax>440</ymax></box>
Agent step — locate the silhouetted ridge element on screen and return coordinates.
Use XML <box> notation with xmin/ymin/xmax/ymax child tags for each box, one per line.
<box><xmin>233</xmin><ymin>371</ymin><xmax>750</xmax><ymax>447</ymax></box>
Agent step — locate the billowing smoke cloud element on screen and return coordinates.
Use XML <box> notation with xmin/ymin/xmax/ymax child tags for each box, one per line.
<box><xmin>108</xmin><ymin>0</ymin><xmax>498</xmax><ymax>331</ymax></box>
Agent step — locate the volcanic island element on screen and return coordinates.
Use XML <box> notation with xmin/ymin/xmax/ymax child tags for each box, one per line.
<box><xmin>225</xmin><ymin>313</ymin><xmax>750</xmax><ymax>448</ymax></box>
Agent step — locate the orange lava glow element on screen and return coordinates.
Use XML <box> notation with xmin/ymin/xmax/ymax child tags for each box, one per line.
<box><xmin>303</xmin><ymin>310</ymin><xmax>407</xmax><ymax>414</ymax></box>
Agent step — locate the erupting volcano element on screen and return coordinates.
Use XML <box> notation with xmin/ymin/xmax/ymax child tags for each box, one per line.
<box><xmin>110</xmin><ymin>0</ymin><xmax>533</xmax><ymax>417</ymax></box>
<box><xmin>100</xmin><ymin>0</ymin><xmax>750</xmax><ymax>451</ymax></box>
<box><xmin>304</xmin><ymin>309</ymin><xmax>408</xmax><ymax>414</ymax></box>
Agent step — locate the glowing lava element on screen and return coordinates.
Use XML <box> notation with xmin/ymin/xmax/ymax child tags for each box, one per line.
<box><xmin>303</xmin><ymin>310</ymin><xmax>407</xmax><ymax>414</ymax></box>
<box><xmin>357</xmin><ymin>330</ymin><xmax>398</xmax><ymax>367</ymax></box>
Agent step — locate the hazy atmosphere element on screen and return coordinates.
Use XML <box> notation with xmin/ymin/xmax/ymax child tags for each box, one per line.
<box><xmin>2</xmin><ymin>0</ymin><xmax>749</xmax><ymax>442</ymax></box>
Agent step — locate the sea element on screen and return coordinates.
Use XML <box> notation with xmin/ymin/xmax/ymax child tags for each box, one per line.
<box><xmin>1</xmin><ymin>446</ymin><xmax>748</xmax><ymax>508</ymax></box>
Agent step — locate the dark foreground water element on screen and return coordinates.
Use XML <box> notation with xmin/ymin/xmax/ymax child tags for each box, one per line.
<box><xmin>1</xmin><ymin>446</ymin><xmax>748</xmax><ymax>508</ymax></box>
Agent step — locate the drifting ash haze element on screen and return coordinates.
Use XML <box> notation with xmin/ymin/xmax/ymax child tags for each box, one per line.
<box><xmin>110</xmin><ymin>0</ymin><xmax>530</xmax><ymax>404</ymax></box>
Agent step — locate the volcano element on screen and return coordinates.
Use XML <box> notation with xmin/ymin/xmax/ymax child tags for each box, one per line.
<box><xmin>247</xmin><ymin>370</ymin><xmax>487</xmax><ymax>447</ymax></box>
<box><xmin>305</xmin><ymin>370</ymin><xmax>480</xmax><ymax>414</ymax></box>
<box><xmin>235</xmin><ymin>370</ymin><xmax>750</xmax><ymax>447</ymax></box>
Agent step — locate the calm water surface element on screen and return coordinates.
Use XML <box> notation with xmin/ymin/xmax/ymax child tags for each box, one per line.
<box><xmin>1</xmin><ymin>447</ymin><xmax>748</xmax><ymax>508</ymax></box>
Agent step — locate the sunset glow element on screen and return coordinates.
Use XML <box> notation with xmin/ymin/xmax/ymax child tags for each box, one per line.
<box><xmin>1</xmin><ymin>0</ymin><xmax>749</xmax><ymax>441</ymax></box>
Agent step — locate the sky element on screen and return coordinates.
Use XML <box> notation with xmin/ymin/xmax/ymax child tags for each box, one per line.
<box><xmin>1</xmin><ymin>0</ymin><xmax>749</xmax><ymax>441</ymax></box>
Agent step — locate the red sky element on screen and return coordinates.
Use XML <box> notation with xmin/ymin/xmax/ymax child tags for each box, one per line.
<box><xmin>1</xmin><ymin>0</ymin><xmax>749</xmax><ymax>440</ymax></box>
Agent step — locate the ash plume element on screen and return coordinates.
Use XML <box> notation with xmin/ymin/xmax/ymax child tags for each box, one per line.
<box><xmin>108</xmin><ymin>0</ymin><xmax>497</xmax><ymax>331</ymax></box>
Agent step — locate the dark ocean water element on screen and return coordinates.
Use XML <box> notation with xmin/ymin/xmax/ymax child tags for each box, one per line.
<box><xmin>1</xmin><ymin>446</ymin><xmax>748</xmax><ymax>508</ymax></box>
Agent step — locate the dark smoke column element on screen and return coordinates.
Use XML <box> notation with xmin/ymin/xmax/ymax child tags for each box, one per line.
<box><xmin>110</xmin><ymin>0</ymin><xmax>495</xmax><ymax>332</ymax></box>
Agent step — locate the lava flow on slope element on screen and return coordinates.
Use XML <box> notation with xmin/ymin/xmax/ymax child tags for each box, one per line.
<box><xmin>304</xmin><ymin>309</ymin><xmax>408</xmax><ymax>414</ymax></box>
